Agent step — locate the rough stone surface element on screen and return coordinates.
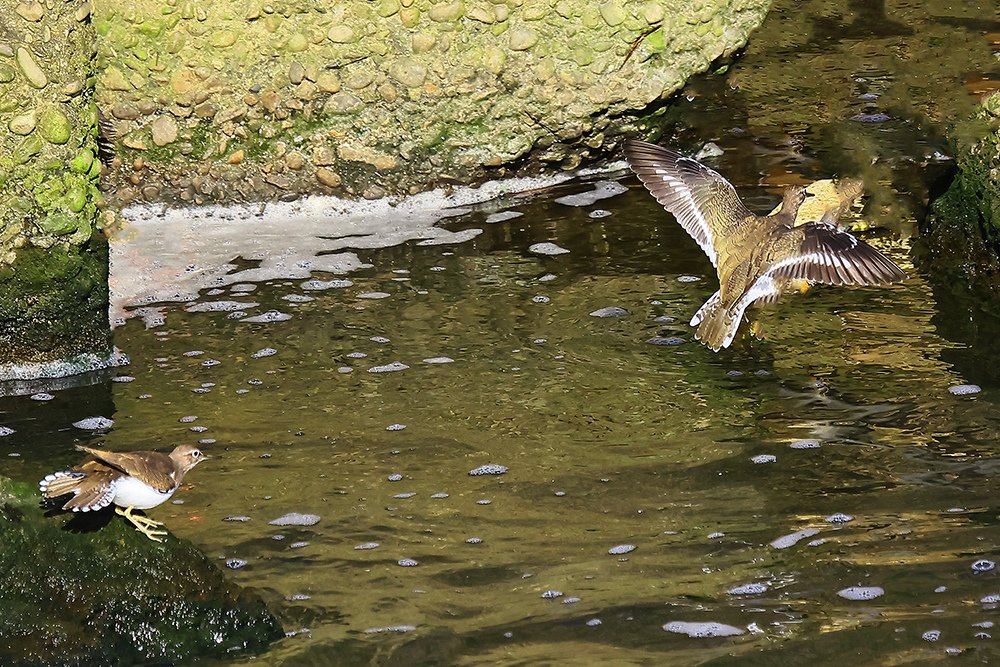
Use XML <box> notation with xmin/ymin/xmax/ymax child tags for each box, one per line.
<box><xmin>0</xmin><ymin>0</ymin><xmax>111</xmax><ymax>376</ymax></box>
<box><xmin>91</xmin><ymin>0</ymin><xmax>773</xmax><ymax>205</ymax></box>
<box><xmin>0</xmin><ymin>476</ymin><xmax>283</xmax><ymax>665</ymax></box>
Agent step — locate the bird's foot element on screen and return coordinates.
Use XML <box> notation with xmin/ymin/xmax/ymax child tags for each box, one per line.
<box><xmin>116</xmin><ymin>506</ymin><xmax>168</xmax><ymax>542</ymax></box>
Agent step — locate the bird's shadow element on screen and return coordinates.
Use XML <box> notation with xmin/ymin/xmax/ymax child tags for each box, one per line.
<box><xmin>41</xmin><ymin>499</ymin><xmax>114</xmax><ymax>534</ymax></box>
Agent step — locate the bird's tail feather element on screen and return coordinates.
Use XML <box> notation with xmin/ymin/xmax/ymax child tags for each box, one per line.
<box><xmin>693</xmin><ymin>300</ymin><xmax>740</xmax><ymax>351</ymax></box>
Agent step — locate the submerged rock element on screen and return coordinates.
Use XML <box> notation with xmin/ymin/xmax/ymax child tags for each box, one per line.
<box><xmin>0</xmin><ymin>477</ymin><xmax>282</xmax><ymax>665</ymax></box>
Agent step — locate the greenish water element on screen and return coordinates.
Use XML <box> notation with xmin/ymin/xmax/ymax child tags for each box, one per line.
<box><xmin>4</xmin><ymin>0</ymin><xmax>1000</xmax><ymax>665</ymax></box>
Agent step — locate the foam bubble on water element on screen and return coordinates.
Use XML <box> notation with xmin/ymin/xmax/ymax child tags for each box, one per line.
<box><xmin>252</xmin><ymin>348</ymin><xmax>278</xmax><ymax>358</ymax></box>
<box><xmin>837</xmin><ymin>586</ymin><xmax>884</xmax><ymax>601</ymax></box>
<box><xmin>531</xmin><ymin>295</ymin><xmax>550</xmax><ymax>303</ymax></box>
<box><xmin>466</xmin><ymin>537</ymin><xmax>483</xmax><ymax>544</ymax></box>
<box><xmin>553</xmin><ymin>181</ymin><xmax>628</xmax><ymax>207</ymax></box>
<box><xmin>186</xmin><ymin>300</ymin><xmax>259</xmax><ymax>312</ymax></box>
<box><xmin>538</xmin><ymin>273</ymin><xmax>558</xmax><ymax>282</ymax></box>
<box><xmin>73</xmin><ymin>416</ymin><xmax>113</xmax><ymax>430</ymax></box>
<box><xmin>112</xmin><ymin>375</ymin><xmax>134</xmax><ymax>383</ymax></box>
<box><xmin>0</xmin><ymin>348</ymin><xmax>129</xmax><ymax>384</ymax></box>
<box><xmin>0</xmin><ymin>427</ymin><xmax>14</xmax><ymax>437</ymax></box>
<box><xmin>590</xmin><ymin>306</ymin><xmax>629</xmax><ymax>318</ymax></box>
<box><xmin>469</xmin><ymin>464</ymin><xmax>508</xmax><ymax>476</ymax></box>
<box><xmin>300</xmin><ymin>279</ymin><xmax>352</xmax><ymax>290</ymax></box>
<box><xmin>370</xmin><ymin>336</ymin><xmax>391</xmax><ymax>344</ymax></box>
<box><xmin>647</xmin><ymin>336</ymin><xmax>684</xmax><ymax>346</ymax></box>
<box><xmin>727</xmin><ymin>583</ymin><xmax>769</xmax><ymax>596</ymax></box>
<box><xmin>751</xmin><ymin>454</ymin><xmax>776</xmax><ymax>464</ymax></box>
<box><xmin>608</xmin><ymin>544</ymin><xmax>636</xmax><ymax>555</ymax></box>
<box><xmin>397</xmin><ymin>558</ymin><xmax>419</xmax><ymax>567</ymax></box>
<box><xmin>386</xmin><ymin>423</ymin><xmax>406</xmax><ymax>431</ymax></box>
<box><xmin>423</xmin><ymin>357</ymin><xmax>454</xmax><ymax>364</ymax></box>
<box><xmin>268</xmin><ymin>513</ymin><xmax>321</xmax><ymax>526</ymax></box>
<box><xmin>949</xmin><ymin>384</ymin><xmax>982</xmax><ymax>396</ymax></box>
<box><xmin>825</xmin><ymin>513</ymin><xmax>854</xmax><ymax>524</ymax></box>
<box><xmin>283</xmin><ymin>293</ymin><xmax>315</xmax><ymax>302</ymax></box>
<box><xmin>586</xmin><ymin>618</ymin><xmax>602</xmax><ymax>627</ymax></box>
<box><xmin>184</xmin><ymin>350</ymin><xmax>204</xmax><ymax>357</ymax></box>
<box><xmin>677</xmin><ymin>275</ymin><xmax>701</xmax><ymax>283</ymax></box>
<box><xmin>388</xmin><ymin>473</ymin><xmax>403</xmax><ymax>481</ymax></box>
<box><xmin>528</xmin><ymin>242</ymin><xmax>570</xmax><ymax>256</ymax></box>
<box><xmin>486</xmin><ymin>211</ymin><xmax>523</xmax><ymax>223</ymax></box>
<box><xmin>30</xmin><ymin>393</ymin><xmax>54</xmax><ymax>401</ymax></box>
<box><xmin>394</xmin><ymin>492</ymin><xmax>416</xmax><ymax>499</ymax></box>
<box><xmin>357</xmin><ymin>292</ymin><xmax>391</xmax><ymax>299</ymax></box>
<box><xmin>337</xmin><ymin>367</ymin><xmax>353</xmax><ymax>374</ymax></box>
<box><xmin>663</xmin><ymin>621</ymin><xmax>745</xmax><ymax>637</ymax></box>
<box><xmin>922</xmin><ymin>630</ymin><xmax>941</xmax><ymax>642</ymax></box>
<box><xmin>790</xmin><ymin>439</ymin><xmax>821</xmax><ymax>449</ymax></box>
<box><xmin>707</xmin><ymin>532</ymin><xmax>725</xmax><ymax>539</ymax></box>
<box><xmin>980</xmin><ymin>594</ymin><xmax>1000</xmax><ymax>604</ymax></box>
<box><xmin>226</xmin><ymin>558</ymin><xmax>247</xmax><ymax>570</ymax></box>
<box><xmin>364</xmin><ymin>625</ymin><xmax>417</xmax><ymax>634</ymax></box>
<box><xmin>416</xmin><ymin>228</ymin><xmax>483</xmax><ymax>245</ymax></box>
<box><xmin>368</xmin><ymin>362</ymin><xmax>409</xmax><ymax>373</ymax></box>
<box><xmin>179</xmin><ymin>415</ymin><xmax>198</xmax><ymax>423</ymax></box>
<box><xmin>770</xmin><ymin>527</ymin><xmax>820</xmax><ymax>549</ymax></box>
<box><xmin>240</xmin><ymin>310</ymin><xmax>292</xmax><ymax>323</ymax></box>
<box><xmin>431</xmin><ymin>492</ymin><xmax>449</xmax><ymax>499</ymax></box>
<box><xmin>346</xmin><ymin>352</ymin><xmax>367</xmax><ymax>358</ymax></box>
<box><xmin>972</xmin><ymin>559</ymin><xmax>996</xmax><ymax>573</ymax></box>
<box><xmin>589</xmin><ymin>209</ymin><xmax>612</xmax><ymax>218</ymax></box>
<box><xmin>541</xmin><ymin>590</ymin><xmax>564</xmax><ymax>599</ymax></box>
<box><xmin>354</xmin><ymin>542</ymin><xmax>380</xmax><ymax>550</ymax></box>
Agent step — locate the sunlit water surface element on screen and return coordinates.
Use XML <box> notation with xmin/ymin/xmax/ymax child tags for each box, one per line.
<box><xmin>4</xmin><ymin>0</ymin><xmax>1000</xmax><ymax>664</ymax></box>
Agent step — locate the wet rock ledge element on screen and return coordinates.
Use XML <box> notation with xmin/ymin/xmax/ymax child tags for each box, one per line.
<box><xmin>95</xmin><ymin>0</ymin><xmax>772</xmax><ymax>205</ymax></box>
<box><xmin>0</xmin><ymin>0</ymin><xmax>112</xmax><ymax>379</ymax></box>
<box><xmin>0</xmin><ymin>477</ymin><xmax>283</xmax><ymax>666</ymax></box>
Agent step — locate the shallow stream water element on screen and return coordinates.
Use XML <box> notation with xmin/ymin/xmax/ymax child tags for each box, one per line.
<box><xmin>4</xmin><ymin>0</ymin><xmax>1000</xmax><ymax>665</ymax></box>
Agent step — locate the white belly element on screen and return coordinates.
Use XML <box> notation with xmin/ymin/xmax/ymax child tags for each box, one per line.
<box><xmin>112</xmin><ymin>476</ymin><xmax>175</xmax><ymax>510</ymax></box>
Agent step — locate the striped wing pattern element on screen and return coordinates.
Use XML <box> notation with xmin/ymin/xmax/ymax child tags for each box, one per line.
<box><xmin>624</xmin><ymin>140</ymin><xmax>752</xmax><ymax>268</ymax></box>
<box><xmin>766</xmin><ymin>222</ymin><xmax>907</xmax><ymax>286</ymax></box>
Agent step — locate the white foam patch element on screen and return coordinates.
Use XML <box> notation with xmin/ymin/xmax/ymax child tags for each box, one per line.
<box><xmin>837</xmin><ymin>586</ymin><xmax>885</xmax><ymax>601</ymax></box>
<box><xmin>554</xmin><ymin>181</ymin><xmax>628</xmax><ymax>207</ymax></box>
<box><xmin>0</xmin><ymin>349</ymin><xmax>130</xmax><ymax>388</ymax></box>
<box><xmin>662</xmin><ymin>621</ymin><xmax>745</xmax><ymax>638</ymax></box>
<box><xmin>770</xmin><ymin>527</ymin><xmax>820</xmax><ymax>550</ymax></box>
<box><xmin>111</xmin><ymin>172</ymin><xmax>584</xmax><ymax>325</ymax></box>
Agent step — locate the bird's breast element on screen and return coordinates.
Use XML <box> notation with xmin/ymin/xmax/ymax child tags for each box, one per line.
<box><xmin>112</xmin><ymin>475</ymin><xmax>175</xmax><ymax>510</ymax></box>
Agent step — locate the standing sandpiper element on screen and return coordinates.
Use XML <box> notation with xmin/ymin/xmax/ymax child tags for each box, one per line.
<box><xmin>40</xmin><ymin>444</ymin><xmax>209</xmax><ymax>542</ymax></box>
<box><xmin>624</xmin><ymin>140</ymin><xmax>907</xmax><ymax>350</ymax></box>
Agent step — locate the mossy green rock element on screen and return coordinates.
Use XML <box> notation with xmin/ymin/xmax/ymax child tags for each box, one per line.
<box><xmin>38</xmin><ymin>107</ymin><xmax>71</xmax><ymax>144</ymax></box>
<box><xmin>0</xmin><ymin>477</ymin><xmax>283</xmax><ymax>666</ymax></box>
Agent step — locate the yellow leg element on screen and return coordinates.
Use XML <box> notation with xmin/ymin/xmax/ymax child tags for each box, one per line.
<box><xmin>116</xmin><ymin>506</ymin><xmax>169</xmax><ymax>542</ymax></box>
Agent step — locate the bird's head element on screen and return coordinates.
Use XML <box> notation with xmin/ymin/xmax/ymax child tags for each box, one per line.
<box><xmin>169</xmin><ymin>444</ymin><xmax>211</xmax><ymax>474</ymax></box>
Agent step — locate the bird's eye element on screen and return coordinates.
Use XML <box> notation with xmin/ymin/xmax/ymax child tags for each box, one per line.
<box><xmin>192</xmin><ymin>450</ymin><xmax>202</xmax><ymax>458</ymax></box>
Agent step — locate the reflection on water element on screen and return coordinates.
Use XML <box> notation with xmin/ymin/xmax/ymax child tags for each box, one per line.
<box><xmin>5</xmin><ymin>0</ymin><xmax>1000</xmax><ymax>664</ymax></box>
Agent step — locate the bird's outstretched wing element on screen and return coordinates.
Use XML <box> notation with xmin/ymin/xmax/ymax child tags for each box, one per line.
<box><xmin>624</xmin><ymin>140</ymin><xmax>753</xmax><ymax>268</ymax></box>
<box><xmin>766</xmin><ymin>222</ymin><xmax>907</xmax><ymax>286</ymax></box>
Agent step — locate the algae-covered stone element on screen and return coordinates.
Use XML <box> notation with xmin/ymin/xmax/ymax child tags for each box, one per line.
<box><xmin>428</xmin><ymin>1</ymin><xmax>463</xmax><ymax>21</ymax></box>
<box><xmin>211</xmin><ymin>30</ymin><xmax>237</xmax><ymax>47</ymax></box>
<box><xmin>37</xmin><ymin>212</ymin><xmax>78</xmax><ymax>236</ymax></box>
<box><xmin>327</xmin><ymin>25</ymin><xmax>355</xmax><ymax>43</ymax></box>
<box><xmin>38</xmin><ymin>107</ymin><xmax>71</xmax><ymax>144</ymax></box>
<box><xmin>389</xmin><ymin>57</ymin><xmax>427</xmax><ymax>88</ymax></box>
<box><xmin>69</xmin><ymin>148</ymin><xmax>95</xmax><ymax>174</ymax></box>
<box><xmin>8</xmin><ymin>113</ymin><xmax>36</xmax><ymax>136</ymax></box>
<box><xmin>15</xmin><ymin>46</ymin><xmax>47</xmax><ymax>89</ymax></box>
<box><xmin>0</xmin><ymin>477</ymin><xmax>283</xmax><ymax>665</ymax></box>
<box><xmin>508</xmin><ymin>26</ymin><xmax>538</xmax><ymax>51</ymax></box>
<box><xmin>286</xmin><ymin>32</ymin><xmax>308</xmax><ymax>52</ymax></box>
<box><xmin>0</xmin><ymin>63</ymin><xmax>14</xmax><ymax>83</ymax></box>
<box><xmin>150</xmin><ymin>115</ymin><xmax>178</xmax><ymax>146</ymax></box>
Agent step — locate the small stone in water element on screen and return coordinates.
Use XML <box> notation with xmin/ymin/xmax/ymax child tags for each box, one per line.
<box><xmin>528</xmin><ymin>242</ymin><xmax>570</xmax><ymax>256</ymax></box>
<box><xmin>73</xmin><ymin>417</ymin><xmax>113</xmax><ymax>430</ymax></box>
<box><xmin>470</xmin><ymin>464</ymin><xmax>508</xmax><ymax>476</ymax></box>
<box><xmin>608</xmin><ymin>544</ymin><xmax>636</xmax><ymax>555</ymax></box>
<box><xmin>949</xmin><ymin>384</ymin><xmax>981</xmax><ymax>396</ymax></box>
<box><xmin>269</xmin><ymin>513</ymin><xmax>321</xmax><ymax>526</ymax></box>
<box><xmin>972</xmin><ymin>559</ymin><xmax>996</xmax><ymax>573</ymax></box>
<box><xmin>590</xmin><ymin>306</ymin><xmax>629</xmax><ymax>318</ymax></box>
<box><xmin>837</xmin><ymin>586</ymin><xmax>884</xmax><ymax>600</ymax></box>
<box><xmin>751</xmin><ymin>454</ymin><xmax>776</xmax><ymax>464</ymax></box>
<box><xmin>541</xmin><ymin>590</ymin><xmax>563</xmax><ymax>599</ymax></box>
<box><xmin>663</xmin><ymin>621</ymin><xmax>744</xmax><ymax>637</ymax></box>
